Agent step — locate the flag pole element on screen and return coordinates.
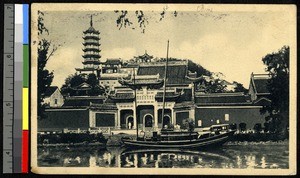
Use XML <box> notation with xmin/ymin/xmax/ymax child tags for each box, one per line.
<box><xmin>161</xmin><ymin>40</ymin><xmax>169</xmax><ymax>129</ymax></box>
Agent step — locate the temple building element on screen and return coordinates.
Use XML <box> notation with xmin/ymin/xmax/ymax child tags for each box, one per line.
<box><xmin>76</xmin><ymin>15</ymin><xmax>101</xmax><ymax>76</ymax></box>
<box><xmin>39</xmin><ymin>18</ymin><xmax>271</xmax><ymax>133</ymax></box>
<box><xmin>42</xmin><ymin>55</ymin><xmax>270</xmax><ymax>133</ymax></box>
<box><xmin>89</xmin><ymin>60</ymin><xmax>196</xmax><ymax>131</ymax></box>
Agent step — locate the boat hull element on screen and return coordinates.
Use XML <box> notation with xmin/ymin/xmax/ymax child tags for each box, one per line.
<box><xmin>122</xmin><ymin>130</ymin><xmax>235</xmax><ymax>149</ymax></box>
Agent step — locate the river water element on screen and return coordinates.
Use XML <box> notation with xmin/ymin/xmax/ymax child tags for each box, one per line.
<box><xmin>38</xmin><ymin>142</ymin><xmax>289</xmax><ymax>169</ymax></box>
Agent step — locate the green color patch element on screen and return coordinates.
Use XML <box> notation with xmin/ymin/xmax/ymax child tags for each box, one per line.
<box><xmin>23</xmin><ymin>45</ymin><xmax>29</xmax><ymax>87</ymax></box>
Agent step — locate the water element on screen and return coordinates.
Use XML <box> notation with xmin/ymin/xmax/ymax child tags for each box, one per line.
<box><xmin>38</xmin><ymin>142</ymin><xmax>289</xmax><ymax>169</ymax></box>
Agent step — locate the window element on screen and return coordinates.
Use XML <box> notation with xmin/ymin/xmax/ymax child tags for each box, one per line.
<box><xmin>198</xmin><ymin>120</ymin><xmax>202</xmax><ymax>127</ymax></box>
<box><xmin>216</xmin><ymin>119</ymin><xmax>220</xmax><ymax>124</ymax></box>
<box><xmin>225</xmin><ymin>114</ymin><xmax>229</xmax><ymax>121</ymax></box>
<box><xmin>54</xmin><ymin>99</ymin><xmax>58</xmax><ymax>104</ymax></box>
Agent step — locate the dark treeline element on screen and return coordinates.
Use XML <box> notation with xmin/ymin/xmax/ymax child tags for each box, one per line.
<box><xmin>230</xmin><ymin>131</ymin><xmax>288</xmax><ymax>142</ymax></box>
<box><xmin>38</xmin><ymin>132</ymin><xmax>107</xmax><ymax>145</ymax></box>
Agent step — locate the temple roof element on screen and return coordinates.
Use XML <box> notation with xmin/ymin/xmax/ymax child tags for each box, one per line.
<box><xmin>101</xmin><ymin>58</ymin><xmax>122</xmax><ymax>65</ymax></box>
<box><xmin>82</xmin><ymin>60</ymin><xmax>100</xmax><ymax>65</ymax></box>
<box><xmin>83</xmin><ymin>35</ymin><xmax>100</xmax><ymax>40</ymax></box>
<box><xmin>118</xmin><ymin>74</ymin><xmax>164</xmax><ymax>89</ymax></box>
<box><xmin>109</xmin><ymin>93</ymin><xmax>134</xmax><ymax>101</ymax></box>
<box><xmin>82</xmin><ymin>42</ymin><xmax>100</xmax><ymax>46</ymax></box>
<box><xmin>70</xmin><ymin>82</ymin><xmax>91</xmax><ymax>90</ymax></box>
<box><xmin>174</xmin><ymin>101</ymin><xmax>194</xmax><ymax>109</ymax></box>
<box><xmin>155</xmin><ymin>91</ymin><xmax>182</xmax><ymax>101</ymax></box>
<box><xmin>250</xmin><ymin>74</ymin><xmax>270</xmax><ymax>94</ymax></box>
<box><xmin>82</xmin><ymin>54</ymin><xmax>101</xmax><ymax>58</ymax></box>
<box><xmin>44</xmin><ymin>86</ymin><xmax>59</xmax><ymax>97</ymax></box>
<box><xmin>137</xmin><ymin>63</ymin><xmax>191</xmax><ymax>85</ymax></box>
<box><xmin>75</xmin><ymin>68</ymin><xmax>99</xmax><ymax>71</ymax></box>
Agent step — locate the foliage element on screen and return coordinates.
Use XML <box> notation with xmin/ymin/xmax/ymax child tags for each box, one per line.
<box><xmin>37</xmin><ymin>11</ymin><xmax>57</xmax><ymax>119</ymax></box>
<box><xmin>261</xmin><ymin>46</ymin><xmax>289</xmax><ymax>132</ymax></box>
<box><xmin>114</xmin><ymin>8</ymin><xmax>178</xmax><ymax>33</ymax></box>
<box><xmin>61</xmin><ymin>73</ymin><xmax>105</xmax><ymax>96</ymax></box>
<box><xmin>233</xmin><ymin>81</ymin><xmax>248</xmax><ymax>94</ymax></box>
<box><xmin>194</xmin><ymin>72</ymin><xmax>228</xmax><ymax>93</ymax></box>
<box><xmin>158</xmin><ymin>58</ymin><xmax>232</xmax><ymax>93</ymax></box>
<box><xmin>203</xmin><ymin>77</ymin><xmax>228</xmax><ymax>93</ymax></box>
<box><xmin>38</xmin><ymin>132</ymin><xmax>107</xmax><ymax>144</ymax></box>
<box><xmin>187</xmin><ymin>60</ymin><xmax>211</xmax><ymax>77</ymax></box>
<box><xmin>230</xmin><ymin>132</ymin><xmax>288</xmax><ymax>142</ymax></box>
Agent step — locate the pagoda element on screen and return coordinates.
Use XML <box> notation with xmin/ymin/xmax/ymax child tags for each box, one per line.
<box><xmin>76</xmin><ymin>15</ymin><xmax>101</xmax><ymax>75</ymax></box>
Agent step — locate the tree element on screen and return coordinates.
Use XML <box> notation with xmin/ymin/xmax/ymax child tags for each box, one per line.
<box><xmin>61</xmin><ymin>73</ymin><xmax>105</xmax><ymax>96</ymax></box>
<box><xmin>37</xmin><ymin>11</ymin><xmax>57</xmax><ymax>119</ymax></box>
<box><xmin>113</xmin><ymin>8</ymin><xmax>228</xmax><ymax>33</ymax></box>
<box><xmin>233</xmin><ymin>81</ymin><xmax>248</xmax><ymax>94</ymax></box>
<box><xmin>197</xmin><ymin>72</ymin><xmax>228</xmax><ymax>93</ymax></box>
<box><xmin>87</xmin><ymin>74</ymin><xmax>105</xmax><ymax>96</ymax></box>
<box><xmin>204</xmin><ymin>78</ymin><xmax>227</xmax><ymax>93</ymax></box>
<box><xmin>187</xmin><ymin>60</ymin><xmax>211</xmax><ymax>77</ymax></box>
<box><xmin>60</xmin><ymin>74</ymin><xmax>85</xmax><ymax>96</ymax></box>
<box><xmin>261</xmin><ymin>46</ymin><xmax>289</xmax><ymax>132</ymax></box>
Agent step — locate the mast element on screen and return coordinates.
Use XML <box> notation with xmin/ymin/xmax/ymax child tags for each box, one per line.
<box><xmin>161</xmin><ymin>40</ymin><xmax>169</xmax><ymax>128</ymax></box>
<box><xmin>133</xmin><ymin>67</ymin><xmax>138</xmax><ymax>139</ymax></box>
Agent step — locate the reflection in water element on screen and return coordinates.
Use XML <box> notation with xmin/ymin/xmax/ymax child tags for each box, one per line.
<box><xmin>38</xmin><ymin>143</ymin><xmax>289</xmax><ymax>169</ymax></box>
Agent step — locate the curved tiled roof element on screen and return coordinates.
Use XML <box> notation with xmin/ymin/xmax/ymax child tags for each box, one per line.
<box><xmin>137</xmin><ymin>64</ymin><xmax>190</xmax><ymax>85</ymax></box>
<box><xmin>44</xmin><ymin>86</ymin><xmax>59</xmax><ymax>97</ymax></box>
<box><xmin>253</xmin><ymin>78</ymin><xmax>269</xmax><ymax>94</ymax></box>
<box><xmin>83</xmin><ymin>26</ymin><xmax>100</xmax><ymax>34</ymax></box>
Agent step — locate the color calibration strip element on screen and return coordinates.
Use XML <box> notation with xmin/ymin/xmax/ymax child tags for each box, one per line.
<box><xmin>22</xmin><ymin>4</ymin><xmax>29</xmax><ymax>173</ymax></box>
<box><xmin>3</xmin><ymin>4</ymin><xmax>29</xmax><ymax>173</ymax></box>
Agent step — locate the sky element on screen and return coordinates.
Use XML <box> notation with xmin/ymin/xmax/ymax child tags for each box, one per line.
<box><xmin>38</xmin><ymin>5</ymin><xmax>294</xmax><ymax>88</ymax></box>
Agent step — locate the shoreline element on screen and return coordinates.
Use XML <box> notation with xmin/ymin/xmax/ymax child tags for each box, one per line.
<box><xmin>38</xmin><ymin>139</ymin><xmax>289</xmax><ymax>148</ymax></box>
<box><xmin>38</xmin><ymin>142</ymin><xmax>106</xmax><ymax>148</ymax></box>
<box><xmin>225</xmin><ymin>139</ymin><xmax>289</xmax><ymax>146</ymax></box>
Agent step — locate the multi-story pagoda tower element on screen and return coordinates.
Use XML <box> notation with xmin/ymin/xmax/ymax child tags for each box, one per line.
<box><xmin>76</xmin><ymin>15</ymin><xmax>101</xmax><ymax>75</ymax></box>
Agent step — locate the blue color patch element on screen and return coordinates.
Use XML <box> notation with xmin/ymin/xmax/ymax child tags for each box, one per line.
<box><xmin>23</xmin><ymin>4</ymin><xmax>29</xmax><ymax>44</ymax></box>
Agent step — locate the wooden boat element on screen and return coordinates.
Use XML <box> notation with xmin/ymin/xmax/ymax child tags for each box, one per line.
<box><xmin>121</xmin><ymin>124</ymin><xmax>236</xmax><ymax>149</ymax></box>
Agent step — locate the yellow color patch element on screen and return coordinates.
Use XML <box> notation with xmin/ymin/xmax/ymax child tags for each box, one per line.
<box><xmin>22</xmin><ymin>88</ymin><xmax>29</xmax><ymax>130</ymax></box>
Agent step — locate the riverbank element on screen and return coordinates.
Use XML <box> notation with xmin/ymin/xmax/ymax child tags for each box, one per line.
<box><xmin>226</xmin><ymin>139</ymin><xmax>289</xmax><ymax>146</ymax></box>
<box><xmin>37</xmin><ymin>131</ymin><xmax>289</xmax><ymax>147</ymax></box>
<box><xmin>37</xmin><ymin>142</ymin><xmax>106</xmax><ymax>148</ymax></box>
